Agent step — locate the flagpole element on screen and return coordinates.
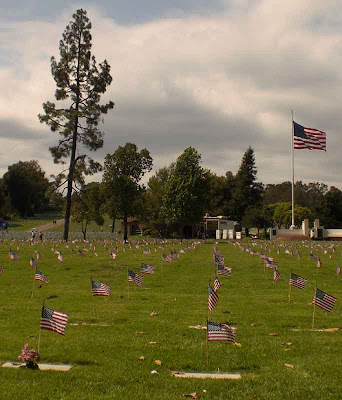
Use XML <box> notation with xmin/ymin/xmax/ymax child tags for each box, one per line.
<box><xmin>37</xmin><ymin>299</ymin><xmax>45</xmax><ymax>354</ymax></box>
<box><xmin>127</xmin><ymin>267</ymin><xmax>130</xmax><ymax>300</ymax></box>
<box><xmin>291</xmin><ymin>110</ymin><xmax>295</xmax><ymax>229</ymax></box>
<box><xmin>206</xmin><ymin>319</ymin><xmax>209</xmax><ymax>371</ymax></box>
<box><xmin>288</xmin><ymin>270</ymin><xmax>292</xmax><ymax>303</ymax></box>
<box><xmin>31</xmin><ymin>268</ymin><xmax>36</xmax><ymax>299</ymax></box>
<box><xmin>312</xmin><ymin>284</ymin><xmax>317</xmax><ymax>330</ymax></box>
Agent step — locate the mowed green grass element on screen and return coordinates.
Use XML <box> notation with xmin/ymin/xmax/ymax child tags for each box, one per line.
<box><xmin>1</xmin><ymin>238</ymin><xmax>342</xmax><ymax>399</ymax></box>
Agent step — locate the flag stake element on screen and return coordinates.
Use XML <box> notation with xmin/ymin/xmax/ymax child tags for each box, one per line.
<box><xmin>312</xmin><ymin>284</ymin><xmax>317</xmax><ymax>330</ymax></box>
<box><xmin>205</xmin><ymin>319</ymin><xmax>209</xmax><ymax>371</ymax></box>
<box><xmin>31</xmin><ymin>268</ymin><xmax>36</xmax><ymax>299</ymax></box>
<box><xmin>37</xmin><ymin>299</ymin><xmax>45</xmax><ymax>354</ymax></box>
<box><xmin>288</xmin><ymin>270</ymin><xmax>292</xmax><ymax>303</ymax></box>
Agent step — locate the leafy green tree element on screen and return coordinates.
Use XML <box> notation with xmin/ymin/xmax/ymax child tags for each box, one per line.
<box><xmin>102</xmin><ymin>143</ymin><xmax>153</xmax><ymax>241</ymax></box>
<box><xmin>142</xmin><ymin>165</ymin><xmax>174</xmax><ymax>236</ymax></box>
<box><xmin>225</xmin><ymin>147</ymin><xmax>263</xmax><ymax>222</ymax></box>
<box><xmin>160</xmin><ymin>147</ymin><xmax>208</xmax><ymax>234</ymax></box>
<box><xmin>71</xmin><ymin>182</ymin><xmax>104</xmax><ymax>239</ymax></box>
<box><xmin>38</xmin><ymin>9</ymin><xmax>114</xmax><ymax>241</ymax></box>
<box><xmin>241</xmin><ymin>206</ymin><xmax>265</xmax><ymax>236</ymax></box>
<box><xmin>2</xmin><ymin>161</ymin><xmax>50</xmax><ymax>217</ymax></box>
<box><xmin>283</xmin><ymin>206</ymin><xmax>313</xmax><ymax>227</ymax></box>
<box><xmin>205</xmin><ymin>172</ymin><xmax>227</xmax><ymax>216</ymax></box>
<box><xmin>321</xmin><ymin>187</ymin><xmax>342</xmax><ymax>227</ymax></box>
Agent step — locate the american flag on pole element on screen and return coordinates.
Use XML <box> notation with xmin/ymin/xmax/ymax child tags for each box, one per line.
<box><xmin>273</xmin><ymin>267</ymin><xmax>281</xmax><ymax>281</ymax></box>
<box><xmin>141</xmin><ymin>263</ymin><xmax>155</xmax><ymax>274</ymax></box>
<box><xmin>208</xmin><ymin>284</ymin><xmax>219</xmax><ymax>312</ymax></box>
<box><xmin>30</xmin><ymin>256</ymin><xmax>37</xmax><ymax>268</ymax></box>
<box><xmin>289</xmin><ymin>273</ymin><xmax>307</xmax><ymax>289</ymax></box>
<box><xmin>293</xmin><ymin>121</ymin><xmax>326</xmax><ymax>151</ymax></box>
<box><xmin>8</xmin><ymin>250</ymin><xmax>18</xmax><ymax>260</ymax></box>
<box><xmin>217</xmin><ymin>265</ymin><xmax>232</xmax><ymax>276</ymax></box>
<box><xmin>312</xmin><ymin>288</ymin><xmax>337</xmax><ymax>312</ymax></box>
<box><xmin>40</xmin><ymin>305</ymin><xmax>69</xmax><ymax>336</ymax></box>
<box><xmin>91</xmin><ymin>280</ymin><xmax>111</xmax><ymax>296</ymax></box>
<box><xmin>214</xmin><ymin>273</ymin><xmax>221</xmax><ymax>292</ymax></box>
<box><xmin>57</xmin><ymin>252</ymin><xmax>64</xmax><ymax>262</ymax></box>
<box><xmin>336</xmin><ymin>263</ymin><xmax>341</xmax><ymax>276</ymax></box>
<box><xmin>207</xmin><ymin>321</ymin><xmax>235</xmax><ymax>343</ymax></box>
<box><xmin>128</xmin><ymin>270</ymin><xmax>143</xmax><ymax>287</ymax></box>
<box><xmin>162</xmin><ymin>253</ymin><xmax>172</xmax><ymax>263</ymax></box>
<box><xmin>34</xmin><ymin>268</ymin><xmax>49</xmax><ymax>284</ymax></box>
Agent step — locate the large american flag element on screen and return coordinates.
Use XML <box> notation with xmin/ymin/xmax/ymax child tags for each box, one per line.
<box><xmin>40</xmin><ymin>305</ymin><xmax>69</xmax><ymax>336</ymax></box>
<box><xmin>141</xmin><ymin>263</ymin><xmax>155</xmax><ymax>274</ymax></box>
<box><xmin>313</xmin><ymin>288</ymin><xmax>337</xmax><ymax>312</ymax></box>
<box><xmin>128</xmin><ymin>270</ymin><xmax>143</xmax><ymax>287</ymax></box>
<box><xmin>208</xmin><ymin>284</ymin><xmax>219</xmax><ymax>312</ymax></box>
<box><xmin>207</xmin><ymin>321</ymin><xmax>235</xmax><ymax>343</ymax></box>
<box><xmin>293</xmin><ymin>121</ymin><xmax>326</xmax><ymax>151</ymax></box>
<box><xmin>34</xmin><ymin>269</ymin><xmax>49</xmax><ymax>284</ymax></box>
<box><xmin>91</xmin><ymin>280</ymin><xmax>111</xmax><ymax>296</ymax></box>
<box><xmin>289</xmin><ymin>273</ymin><xmax>307</xmax><ymax>289</ymax></box>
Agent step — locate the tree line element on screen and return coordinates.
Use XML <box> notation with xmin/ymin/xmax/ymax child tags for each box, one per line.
<box><xmin>1</xmin><ymin>145</ymin><xmax>342</xmax><ymax>239</ymax></box>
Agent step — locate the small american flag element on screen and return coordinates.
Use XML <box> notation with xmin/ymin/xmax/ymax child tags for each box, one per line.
<box><xmin>57</xmin><ymin>252</ymin><xmax>64</xmax><ymax>262</ymax></box>
<box><xmin>214</xmin><ymin>273</ymin><xmax>221</xmax><ymax>292</ymax></box>
<box><xmin>207</xmin><ymin>321</ymin><xmax>235</xmax><ymax>343</ymax></box>
<box><xmin>313</xmin><ymin>288</ymin><xmax>337</xmax><ymax>312</ymax></box>
<box><xmin>289</xmin><ymin>273</ymin><xmax>307</xmax><ymax>289</ymax></box>
<box><xmin>141</xmin><ymin>263</ymin><xmax>155</xmax><ymax>274</ymax></box>
<box><xmin>40</xmin><ymin>305</ymin><xmax>69</xmax><ymax>336</ymax></box>
<box><xmin>91</xmin><ymin>280</ymin><xmax>111</xmax><ymax>296</ymax></box>
<box><xmin>317</xmin><ymin>258</ymin><xmax>322</xmax><ymax>268</ymax></box>
<box><xmin>128</xmin><ymin>270</ymin><xmax>143</xmax><ymax>287</ymax></box>
<box><xmin>162</xmin><ymin>253</ymin><xmax>172</xmax><ymax>263</ymax></box>
<box><xmin>336</xmin><ymin>264</ymin><xmax>341</xmax><ymax>276</ymax></box>
<box><xmin>309</xmin><ymin>251</ymin><xmax>318</xmax><ymax>261</ymax></box>
<box><xmin>34</xmin><ymin>269</ymin><xmax>49</xmax><ymax>284</ymax></box>
<box><xmin>110</xmin><ymin>252</ymin><xmax>117</xmax><ymax>259</ymax></box>
<box><xmin>30</xmin><ymin>256</ymin><xmax>37</xmax><ymax>268</ymax></box>
<box><xmin>273</xmin><ymin>268</ymin><xmax>281</xmax><ymax>281</ymax></box>
<box><xmin>0</xmin><ymin>267</ymin><xmax>3</xmax><ymax>275</ymax></box>
<box><xmin>8</xmin><ymin>250</ymin><xmax>18</xmax><ymax>260</ymax></box>
<box><xmin>35</xmin><ymin>250</ymin><xmax>40</xmax><ymax>260</ymax></box>
<box><xmin>218</xmin><ymin>265</ymin><xmax>232</xmax><ymax>276</ymax></box>
<box><xmin>208</xmin><ymin>284</ymin><xmax>219</xmax><ymax>312</ymax></box>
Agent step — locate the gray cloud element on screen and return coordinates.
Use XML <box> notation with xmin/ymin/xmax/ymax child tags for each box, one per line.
<box><xmin>0</xmin><ymin>0</ymin><xmax>342</xmax><ymax>190</ymax></box>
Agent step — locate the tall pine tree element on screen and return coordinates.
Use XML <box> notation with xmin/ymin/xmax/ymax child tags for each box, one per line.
<box><xmin>225</xmin><ymin>147</ymin><xmax>263</xmax><ymax>223</ymax></box>
<box><xmin>38</xmin><ymin>9</ymin><xmax>114</xmax><ymax>241</ymax></box>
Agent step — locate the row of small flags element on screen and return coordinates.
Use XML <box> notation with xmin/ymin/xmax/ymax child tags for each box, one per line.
<box><xmin>208</xmin><ymin>246</ymin><xmax>236</xmax><ymax>344</ymax></box>
<box><xmin>252</xmin><ymin>249</ymin><xmax>338</xmax><ymax>313</ymax></box>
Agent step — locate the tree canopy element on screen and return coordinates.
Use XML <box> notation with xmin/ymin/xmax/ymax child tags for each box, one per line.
<box><xmin>102</xmin><ymin>143</ymin><xmax>153</xmax><ymax>241</ymax></box>
<box><xmin>2</xmin><ymin>160</ymin><xmax>50</xmax><ymax>217</ymax></box>
<box><xmin>160</xmin><ymin>147</ymin><xmax>208</xmax><ymax>231</ymax></box>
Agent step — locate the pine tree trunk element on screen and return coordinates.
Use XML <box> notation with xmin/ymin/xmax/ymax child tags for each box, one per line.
<box><xmin>123</xmin><ymin>215</ymin><xmax>128</xmax><ymax>242</ymax></box>
<box><xmin>111</xmin><ymin>217</ymin><xmax>116</xmax><ymax>233</ymax></box>
<box><xmin>63</xmin><ymin>34</ymin><xmax>81</xmax><ymax>242</ymax></box>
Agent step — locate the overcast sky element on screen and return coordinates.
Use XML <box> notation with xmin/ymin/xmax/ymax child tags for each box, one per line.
<box><xmin>1</xmin><ymin>0</ymin><xmax>341</xmax><ymax>189</ymax></box>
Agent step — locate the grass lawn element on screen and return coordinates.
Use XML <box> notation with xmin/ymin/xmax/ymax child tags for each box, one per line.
<box><xmin>6</xmin><ymin>212</ymin><xmax>64</xmax><ymax>231</ymax></box>
<box><xmin>0</xmin><ymin>238</ymin><xmax>342</xmax><ymax>399</ymax></box>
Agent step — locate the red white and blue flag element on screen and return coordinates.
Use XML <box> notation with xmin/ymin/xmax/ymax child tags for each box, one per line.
<box><xmin>293</xmin><ymin>121</ymin><xmax>326</xmax><ymax>151</ymax></box>
<box><xmin>40</xmin><ymin>306</ymin><xmax>69</xmax><ymax>336</ymax></box>
<box><xmin>91</xmin><ymin>280</ymin><xmax>111</xmax><ymax>296</ymax></box>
